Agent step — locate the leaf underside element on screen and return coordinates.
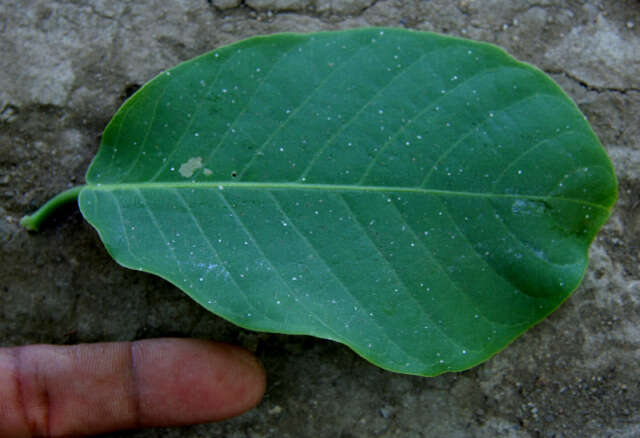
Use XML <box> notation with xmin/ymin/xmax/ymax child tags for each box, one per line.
<box><xmin>79</xmin><ymin>28</ymin><xmax>617</xmax><ymax>376</ymax></box>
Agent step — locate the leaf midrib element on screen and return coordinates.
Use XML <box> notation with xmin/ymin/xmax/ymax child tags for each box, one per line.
<box><xmin>84</xmin><ymin>181</ymin><xmax>608</xmax><ymax>210</ymax></box>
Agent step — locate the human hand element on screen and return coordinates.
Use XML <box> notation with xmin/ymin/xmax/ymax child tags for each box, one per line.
<box><xmin>0</xmin><ymin>338</ymin><xmax>266</xmax><ymax>437</ymax></box>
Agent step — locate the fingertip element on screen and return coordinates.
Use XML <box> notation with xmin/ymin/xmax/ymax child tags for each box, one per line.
<box><xmin>132</xmin><ymin>338</ymin><xmax>266</xmax><ymax>425</ymax></box>
<box><xmin>225</xmin><ymin>344</ymin><xmax>267</xmax><ymax>411</ymax></box>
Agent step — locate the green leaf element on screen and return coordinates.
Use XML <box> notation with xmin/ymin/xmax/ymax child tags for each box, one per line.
<box><xmin>28</xmin><ymin>28</ymin><xmax>618</xmax><ymax>376</ymax></box>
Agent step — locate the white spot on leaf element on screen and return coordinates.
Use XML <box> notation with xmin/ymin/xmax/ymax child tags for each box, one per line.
<box><xmin>179</xmin><ymin>157</ymin><xmax>203</xmax><ymax>178</ymax></box>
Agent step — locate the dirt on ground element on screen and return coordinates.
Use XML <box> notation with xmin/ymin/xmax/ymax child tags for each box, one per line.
<box><xmin>1</xmin><ymin>1</ymin><xmax>639</xmax><ymax>437</ymax></box>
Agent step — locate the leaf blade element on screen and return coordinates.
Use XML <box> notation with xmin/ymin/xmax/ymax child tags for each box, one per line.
<box><xmin>79</xmin><ymin>28</ymin><xmax>617</xmax><ymax>376</ymax></box>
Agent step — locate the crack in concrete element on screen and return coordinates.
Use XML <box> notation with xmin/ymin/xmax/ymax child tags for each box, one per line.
<box><xmin>87</xmin><ymin>5</ymin><xmax>117</xmax><ymax>21</ymax></box>
<box><xmin>213</xmin><ymin>0</ymin><xmax>378</xmax><ymax>18</ymax></box>
<box><xmin>546</xmin><ymin>69</ymin><xmax>640</xmax><ymax>95</ymax></box>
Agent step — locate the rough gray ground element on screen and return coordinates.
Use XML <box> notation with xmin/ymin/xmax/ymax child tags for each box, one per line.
<box><xmin>1</xmin><ymin>0</ymin><xmax>639</xmax><ymax>437</ymax></box>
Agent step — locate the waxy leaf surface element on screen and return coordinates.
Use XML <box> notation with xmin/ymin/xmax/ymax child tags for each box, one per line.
<box><xmin>78</xmin><ymin>28</ymin><xmax>617</xmax><ymax>375</ymax></box>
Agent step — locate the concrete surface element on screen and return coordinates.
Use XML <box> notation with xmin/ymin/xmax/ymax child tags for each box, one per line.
<box><xmin>1</xmin><ymin>0</ymin><xmax>639</xmax><ymax>437</ymax></box>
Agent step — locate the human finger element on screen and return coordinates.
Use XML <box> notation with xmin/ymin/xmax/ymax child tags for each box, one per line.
<box><xmin>0</xmin><ymin>338</ymin><xmax>266</xmax><ymax>437</ymax></box>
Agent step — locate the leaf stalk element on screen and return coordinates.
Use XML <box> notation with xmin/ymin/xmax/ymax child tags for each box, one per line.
<box><xmin>20</xmin><ymin>186</ymin><xmax>84</xmax><ymax>232</ymax></box>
